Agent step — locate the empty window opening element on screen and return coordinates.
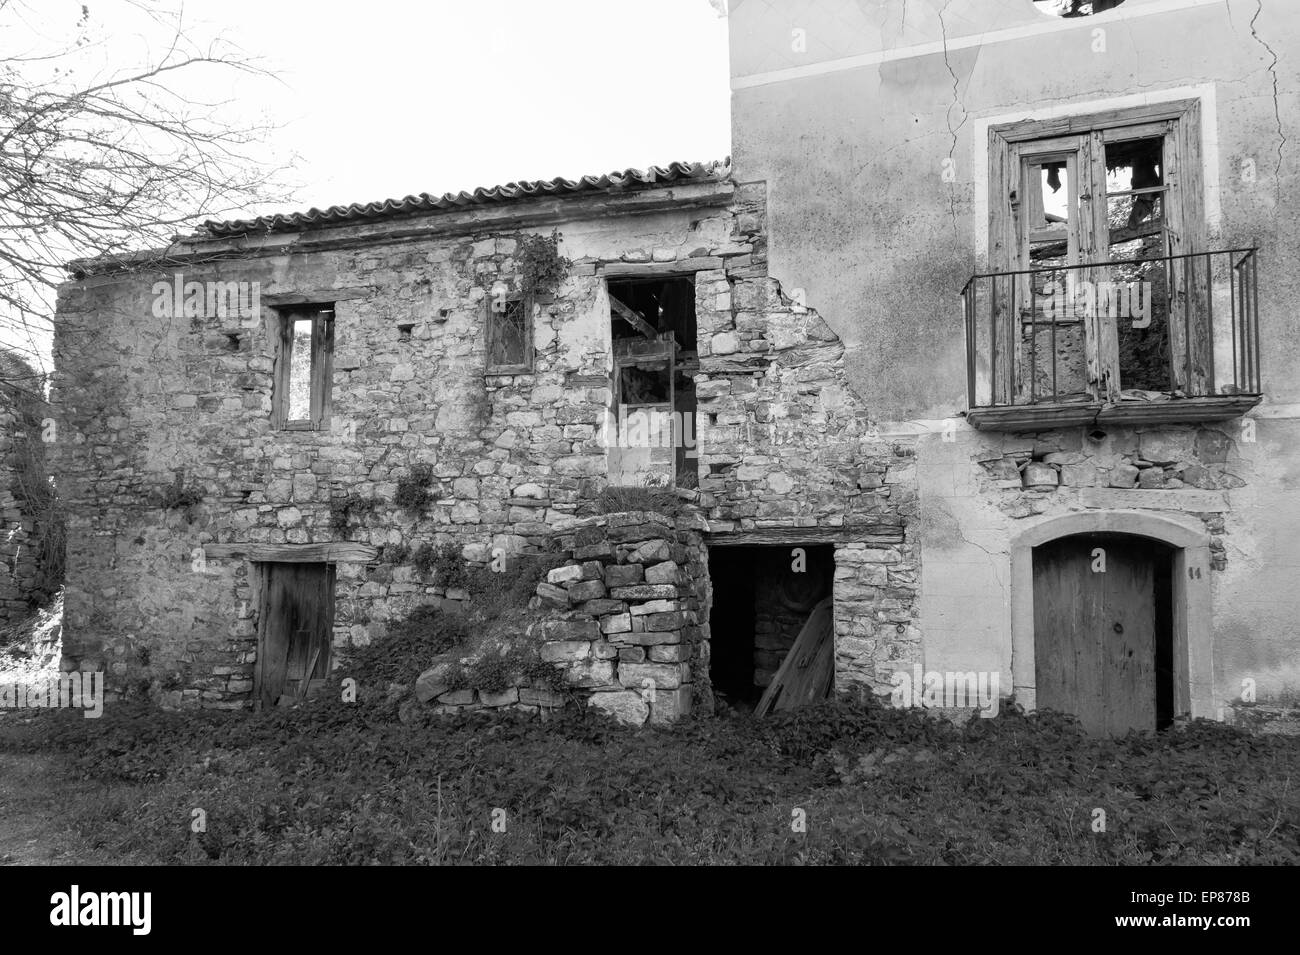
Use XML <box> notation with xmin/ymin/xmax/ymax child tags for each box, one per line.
<box><xmin>1032</xmin><ymin>533</ymin><xmax>1174</xmax><ymax>734</ymax></box>
<box><xmin>708</xmin><ymin>545</ymin><xmax>834</xmax><ymax>712</ymax></box>
<box><xmin>254</xmin><ymin>562</ymin><xmax>335</xmax><ymax>708</ymax></box>
<box><xmin>273</xmin><ymin>304</ymin><xmax>334</xmax><ymax>430</ymax></box>
<box><xmin>607</xmin><ymin>277</ymin><xmax>699</xmax><ymax>489</ymax></box>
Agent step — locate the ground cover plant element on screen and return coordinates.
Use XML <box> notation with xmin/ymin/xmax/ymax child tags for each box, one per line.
<box><xmin>1</xmin><ymin>694</ymin><xmax>1295</xmax><ymax>865</ymax></box>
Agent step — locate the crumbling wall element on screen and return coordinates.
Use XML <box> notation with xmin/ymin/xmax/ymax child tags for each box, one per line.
<box><xmin>51</xmin><ymin>172</ymin><xmax>924</xmax><ymax>709</ymax></box>
<box><xmin>410</xmin><ymin>510</ymin><xmax>709</xmax><ymax>724</ymax></box>
<box><xmin>0</xmin><ymin>352</ymin><xmax>50</xmax><ymax>626</ymax></box>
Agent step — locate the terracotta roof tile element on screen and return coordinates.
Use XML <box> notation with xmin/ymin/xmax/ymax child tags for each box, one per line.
<box><xmin>202</xmin><ymin>159</ymin><xmax>730</xmax><ymax>236</ymax></box>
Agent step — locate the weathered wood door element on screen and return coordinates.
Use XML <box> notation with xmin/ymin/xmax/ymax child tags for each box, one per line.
<box><xmin>1032</xmin><ymin>534</ymin><xmax>1170</xmax><ymax>735</ymax></box>
<box><xmin>255</xmin><ymin>562</ymin><xmax>334</xmax><ymax>708</ymax></box>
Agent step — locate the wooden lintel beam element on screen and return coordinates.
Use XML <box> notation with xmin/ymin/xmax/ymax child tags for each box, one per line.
<box><xmin>203</xmin><ymin>542</ymin><xmax>379</xmax><ymax>563</ymax></box>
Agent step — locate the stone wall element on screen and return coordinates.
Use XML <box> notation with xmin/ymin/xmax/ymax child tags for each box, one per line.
<box><xmin>411</xmin><ymin>510</ymin><xmax>709</xmax><ymax>725</ymax></box>
<box><xmin>51</xmin><ymin>174</ymin><xmax>920</xmax><ymax>708</ymax></box>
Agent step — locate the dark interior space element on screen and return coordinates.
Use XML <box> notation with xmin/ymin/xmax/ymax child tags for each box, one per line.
<box><xmin>707</xmin><ymin>544</ymin><xmax>834</xmax><ymax>709</ymax></box>
<box><xmin>1154</xmin><ymin>553</ymin><xmax>1174</xmax><ymax>730</ymax></box>
<box><xmin>608</xmin><ymin>276</ymin><xmax>697</xmax><ymax>350</ymax></box>
<box><xmin>608</xmin><ymin>276</ymin><xmax>699</xmax><ymax>488</ymax></box>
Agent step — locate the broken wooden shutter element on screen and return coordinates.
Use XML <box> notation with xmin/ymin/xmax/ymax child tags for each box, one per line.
<box><xmin>1083</xmin><ymin>129</ymin><xmax>1120</xmax><ymax>402</ymax></box>
<box><xmin>990</xmin><ymin>132</ymin><xmax>1018</xmax><ymax>405</ymax></box>
<box><xmin>1162</xmin><ymin>107</ymin><xmax>1210</xmax><ymax>396</ymax></box>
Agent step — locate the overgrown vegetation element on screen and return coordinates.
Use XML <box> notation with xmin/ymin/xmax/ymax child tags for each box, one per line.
<box><xmin>343</xmin><ymin>546</ymin><xmax>566</xmax><ymax>691</ymax></box>
<box><xmin>329</xmin><ymin>493</ymin><xmax>379</xmax><ymax>532</ymax></box>
<box><xmin>394</xmin><ymin>464</ymin><xmax>435</xmax><ymax>513</ymax></box>
<box><xmin>341</xmin><ymin>605</ymin><xmax>474</xmax><ymax>688</ymax></box>
<box><xmin>1</xmin><ymin>367</ymin><xmax>64</xmax><ymax>606</ymax></box>
<box><xmin>158</xmin><ymin>473</ymin><xmax>204</xmax><ymax>524</ymax></box>
<box><xmin>596</xmin><ymin>484</ymin><xmax>682</xmax><ymax>518</ymax></box>
<box><xmin>516</xmin><ymin>229</ymin><xmax>571</xmax><ymax>296</ymax></box>
<box><xmin>1</xmin><ymin>697</ymin><xmax>1295</xmax><ymax>865</ymax></box>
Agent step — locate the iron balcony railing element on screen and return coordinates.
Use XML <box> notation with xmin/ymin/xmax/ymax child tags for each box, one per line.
<box><xmin>961</xmin><ymin>247</ymin><xmax>1261</xmax><ymax>410</ymax></box>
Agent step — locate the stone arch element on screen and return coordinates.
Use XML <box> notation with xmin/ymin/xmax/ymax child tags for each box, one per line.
<box><xmin>1009</xmin><ymin>509</ymin><xmax>1213</xmax><ymax>721</ymax></box>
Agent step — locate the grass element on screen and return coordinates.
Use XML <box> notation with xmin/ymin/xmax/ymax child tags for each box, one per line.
<box><xmin>0</xmin><ymin>696</ymin><xmax>1295</xmax><ymax>865</ymax></box>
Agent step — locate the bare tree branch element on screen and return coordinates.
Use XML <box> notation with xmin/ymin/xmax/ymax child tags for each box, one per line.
<box><xmin>0</xmin><ymin>0</ymin><xmax>289</xmax><ymax>382</ymax></box>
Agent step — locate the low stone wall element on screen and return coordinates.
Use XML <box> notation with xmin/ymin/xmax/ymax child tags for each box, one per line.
<box><xmin>411</xmin><ymin>510</ymin><xmax>710</xmax><ymax>725</ymax></box>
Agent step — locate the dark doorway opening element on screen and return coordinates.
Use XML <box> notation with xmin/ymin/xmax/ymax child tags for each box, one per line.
<box><xmin>1032</xmin><ymin>533</ymin><xmax>1174</xmax><ymax>734</ymax></box>
<box><xmin>254</xmin><ymin>562</ymin><xmax>335</xmax><ymax>708</ymax></box>
<box><xmin>707</xmin><ymin>544</ymin><xmax>834</xmax><ymax>710</ymax></box>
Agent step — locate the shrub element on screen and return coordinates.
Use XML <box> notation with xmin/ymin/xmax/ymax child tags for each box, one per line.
<box><xmin>339</xmin><ymin>605</ymin><xmax>474</xmax><ymax>688</ymax></box>
<box><xmin>516</xmin><ymin>229</ymin><xmax>571</xmax><ymax>296</ymax></box>
<box><xmin>394</xmin><ymin>465</ymin><xmax>434</xmax><ymax>513</ymax></box>
<box><xmin>2</xmin><ymin>696</ymin><xmax>1297</xmax><ymax>865</ymax></box>
<box><xmin>596</xmin><ymin>484</ymin><xmax>681</xmax><ymax>518</ymax></box>
<box><xmin>330</xmin><ymin>494</ymin><xmax>378</xmax><ymax>532</ymax></box>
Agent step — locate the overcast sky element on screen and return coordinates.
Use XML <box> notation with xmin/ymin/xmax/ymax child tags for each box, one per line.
<box><xmin>0</xmin><ymin>0</ymin><xmax>732</xmax><ymax>372</ymax></box>
<box><xmin>185</xmin><ymin>0</ymin><xmax>733</xmax><ymax>215</ymax></box>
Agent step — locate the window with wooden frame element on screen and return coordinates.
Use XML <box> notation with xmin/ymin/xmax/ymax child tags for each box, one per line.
<box><xmin>485</xmin><ymin>291</ymin><xmax>533</xmax><ymax>373</ymax></box>
<box><xmin>272</xmin><ymin>304</ymin><xmax>334</xmax><ymax>430</ymax></box>
<box><xmin>988</xmin><ymin>100</ymin><xmax>1209</xmax><ymax>406</ymax></box>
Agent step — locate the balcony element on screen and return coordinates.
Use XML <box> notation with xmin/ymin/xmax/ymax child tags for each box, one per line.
<box><xmin>961</xmin><ymin>248</ymin><xmax>1262</xmax><ymax>431</ymax></box>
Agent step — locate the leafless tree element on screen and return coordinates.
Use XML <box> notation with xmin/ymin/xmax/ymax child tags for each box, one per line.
<box><xmin>0</xmin><ymin>0</ymin><xmax>286</xmax><ymax>393</ymax></box>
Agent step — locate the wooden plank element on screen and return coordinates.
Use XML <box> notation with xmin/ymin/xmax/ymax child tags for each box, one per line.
<box><xmin>989</xmin><ymin>132</ymin><xmax>1015</xmax><ymax>404</ymax></box>
<box><xmin>609</xmin><ymin>295</ymin><xmax>657</xmax><ymax>339</ymax></box>
<box><xmin>705</xmin><ymin>525</ymin><xmax>904</xmax><ymax>546</ymax></box>
<box><xmin>992</xmin><ymin>100</ymin><xmax>1198</xmax><ymax>143</ymax></box>
<box><xmin>261</xmin><ymin>288</ymin><xmax>369</xmax><ymax>305</ymax></box>
<box><xmin>601</xmin><ymin>257</ymin><xmax>724</xmax><ymax>278</ymax></box>
<box><xmin>204</xmin><ymin>542</ymin><xmax>379</xmax><ymax>563</ymax></box>
<box><xmin>1087</xmin><ymin>131</ymin><xmax>1120</xmax><ymax>401</ymax></box>
<box><xmin>755</xmin><ymin>596</ymin><xmax>834</xmax><ymax>717</ymax></box>
<box><xmin>315</xmin><ymin>309</ymin><xmax>334</xmax><ymax>427</ymax></box>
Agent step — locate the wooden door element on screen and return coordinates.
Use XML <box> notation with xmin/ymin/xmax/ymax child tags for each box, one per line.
<box><xmin>255</xmin><ymin>562</ymin><xmax>334</xmax><ymax>708</ymax></box>
<box><xmin>1032</xmin><ymin>534</ymin><xmax>1169</xmax><ymax>735</ymax></box>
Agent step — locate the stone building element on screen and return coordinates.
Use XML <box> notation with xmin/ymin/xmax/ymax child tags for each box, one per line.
<box><xmin>52</xmin><ymin>161</ymin><xmax>912</xmax><ymax>717</ymax></box>
<box><xmin>728</xmin><ymin>0</ymin><xmax>1298</xmax><ymax>731</ymax></box>
<box><xmin>49</xmin><ymin>0</ymin><xmax>1298</xmax><ymax>731</ymax></box>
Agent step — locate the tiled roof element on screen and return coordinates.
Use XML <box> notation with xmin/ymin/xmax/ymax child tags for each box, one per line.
<box><xmin>202</xmin><ymin>159</ymin><xmax>730</xmax><ymax>237</ymax></box>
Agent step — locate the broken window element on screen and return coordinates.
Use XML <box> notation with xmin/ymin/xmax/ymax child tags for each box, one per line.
<box><xmin>606</xmin><ymin>277</ymin><xmax>699</xmax><ymax>488</ymax></box>
<box><xmin>273</xmin><ymin>304</ymin><xmax>334</xmax><ymax>430</ymax></box>
<box><xmin>485</xmin><ymin>293</ymin><xmax>532</xmax><ymax>373</ymax></box>
<box><xmin>1033</xmin><ymin>0</ymin><xmax>1126</xmax><ymax>16</ymax></box>
<box><xmin>990</xmin><ymin>104</ymin><xmax>1207</xmax><ymax>405</ymax></box>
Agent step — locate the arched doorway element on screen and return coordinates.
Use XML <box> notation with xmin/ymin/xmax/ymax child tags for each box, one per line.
<box><xmin>1032</xmin><ymin>533</ymin><xmax>1174</xmax><ymax>734</ymax></box>
<box><xmin>1010</xmin><ymin>510</ymin><xmax>1214</xmax><ymax>732</ymax></box>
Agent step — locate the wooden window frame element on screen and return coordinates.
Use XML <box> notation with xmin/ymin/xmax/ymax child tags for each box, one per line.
<box><xmin>485</xmin><ymin>292</ymin><xmax>534</xmax><ymax>374</ymax></box>
<box><xmin>272</xmin><ymin>304</ymin><xmax>334</xmax><ymax>430</ymax></box>
<box><xmin>988</xmin><ymin>99</ymin><xmax>1205</xmax><ymax>404</ymax></box>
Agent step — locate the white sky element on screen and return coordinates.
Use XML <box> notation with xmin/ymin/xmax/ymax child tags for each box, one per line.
<box><xmin>183</xmin><ymin>0</ymin><xmax>733</xmax><ymax>217</ymax></box>
<box><xmin>0</xmin><ymin>1</ymin><xmax>732</xmax><ymax>370</ymax></box>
